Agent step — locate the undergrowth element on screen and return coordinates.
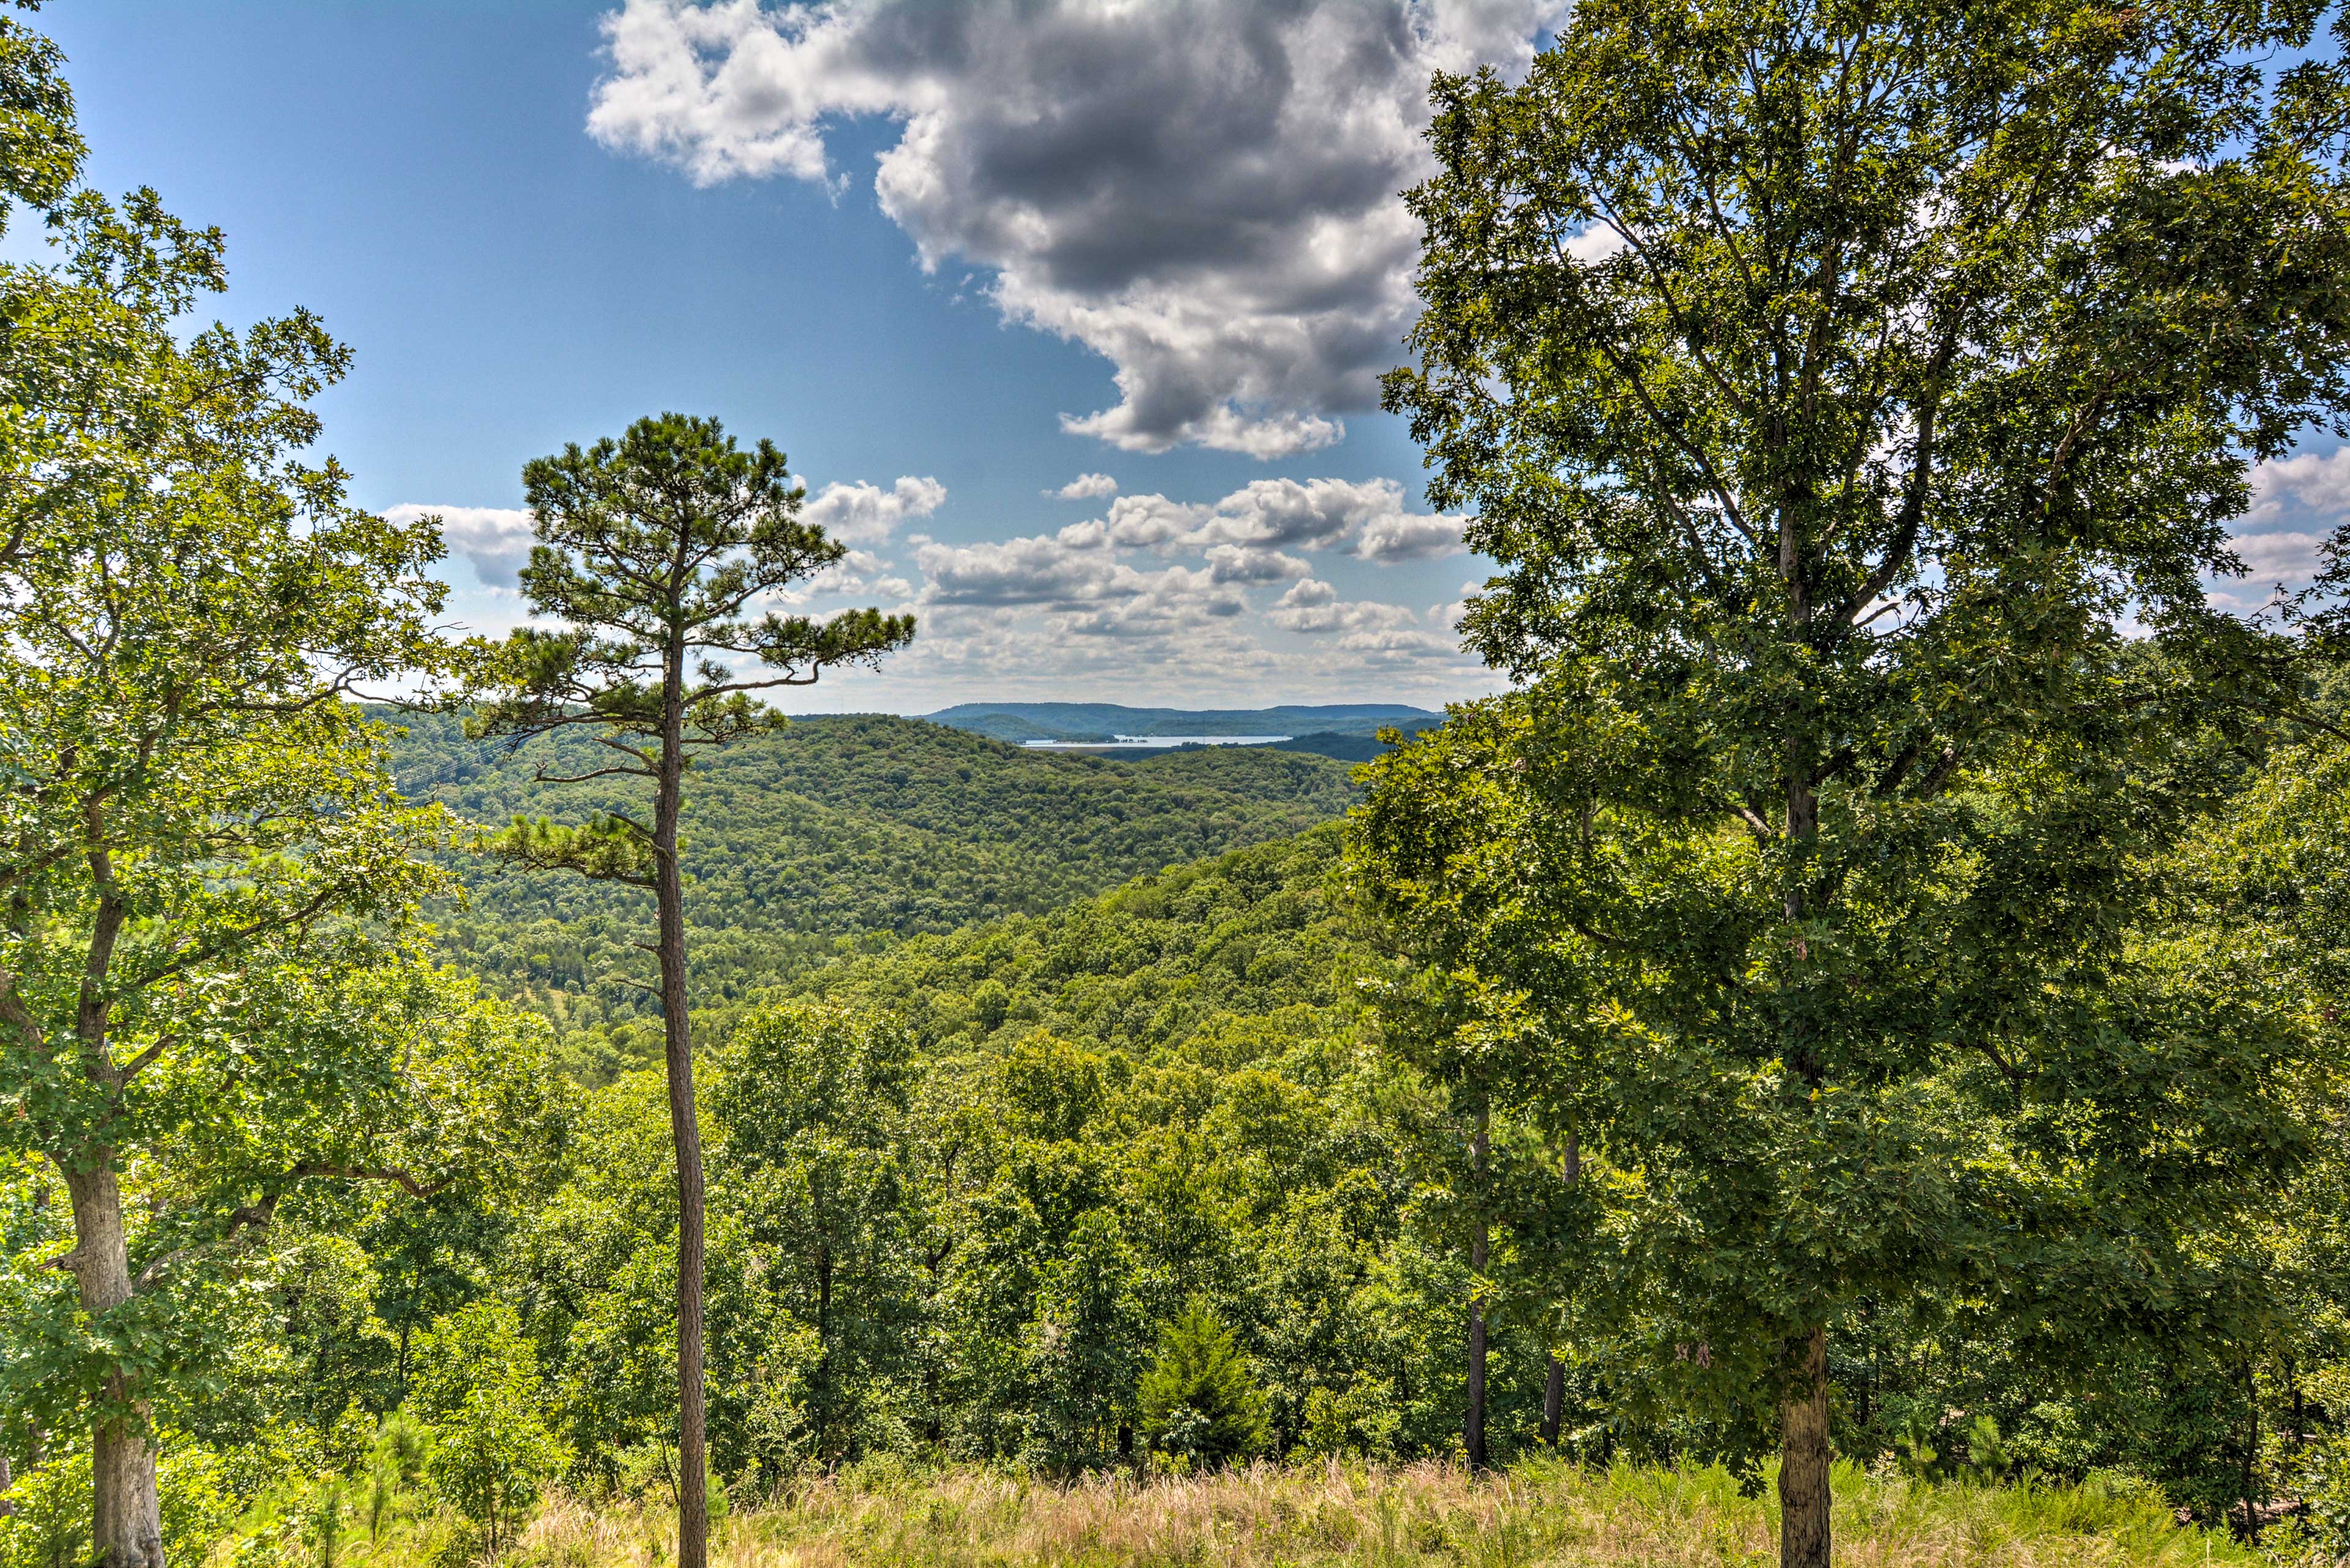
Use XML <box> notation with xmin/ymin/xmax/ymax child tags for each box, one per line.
<box><xmin>288</xmin><ymin>1457</ymin><xmax>2259</xmax><ymax>1568</ymax></box>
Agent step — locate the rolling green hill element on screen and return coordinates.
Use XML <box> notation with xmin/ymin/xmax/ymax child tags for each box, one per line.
<box><xmin>791</xmin><ymin>820</ymin><xmax>1367</xmax><ymax>1057</ymax></box>
<box><xmin>381</xmin><ymin>711</ymin><xmax>1362</xmax><ymax>1077</ymax></box>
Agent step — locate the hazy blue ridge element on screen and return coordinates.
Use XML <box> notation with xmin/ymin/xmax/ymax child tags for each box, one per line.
<box><xmin>922</xmin><ymin>700</ymin><xmax>1442</xmax><ymax>742</ymax></box>
<box><xmin>1269</xmin><ymin>731</ymin><xmax>1422</xmax><ymax>763</ymax></box>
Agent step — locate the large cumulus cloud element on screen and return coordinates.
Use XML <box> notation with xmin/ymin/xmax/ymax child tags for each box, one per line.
<box><xmin>588</xmin><ymin>0</ymin><xmax>1564</xmax><ymax>457</ymax></box>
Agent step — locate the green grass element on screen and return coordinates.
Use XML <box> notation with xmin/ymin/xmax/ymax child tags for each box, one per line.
<box><xmin>322</xmin><ymin>1458</ymin><xmax>2257</xmax><ymax>1568</ymax></box>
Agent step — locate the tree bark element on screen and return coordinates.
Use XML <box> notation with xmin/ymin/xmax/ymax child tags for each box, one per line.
<box><xmin>1465</xmin><ymin>1107</ymin><xmax>1490</xmax><ymax>1470</ymax></box>
<box><xmin>815</xmin><ymin>1249</ymin><xmax>832</xmax><ymax>1459</ymax></box>
<box><xmin>1541</xmin><ymin>1356</ymin><xmax>1564</xmax><ymax>1448</ymax></box>
<box><xmin>65</xmin><ymin>1161</ymin><xmax>164</xmax><ymax>1568</ymax></box>
<box><xmin>1542</xmin><ymin>1135</ymin><xmax>1576</xmax><ymax>1450</ymax></box>
<box><xmin>655</xmin><ymin>641</ymin><xmax>709</xmax><ymax>1568</ymax></box>
<box><xmin>1779</xmin><ymin>1325</ymin><xmax>1832</xmax><ymax>1568</ymax></box>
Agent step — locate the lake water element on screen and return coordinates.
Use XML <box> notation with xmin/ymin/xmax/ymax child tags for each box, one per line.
<box><xmin>1019</xmin><ymin>734</ymin><xmax>1292</xmax><ymax>751</ymax></box>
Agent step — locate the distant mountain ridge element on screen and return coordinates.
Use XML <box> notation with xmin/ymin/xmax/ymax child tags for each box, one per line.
<box><xmin>924</xmin><ymin>701</ymin><xmax>1442</xmax><ymax>744</ymax></box>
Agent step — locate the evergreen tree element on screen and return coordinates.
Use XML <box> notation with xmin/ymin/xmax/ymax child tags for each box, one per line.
<box><xmin>461</xmin><ymin>413</ymin><xmax>911</xmax><ymax>1568</ymax></box>
<box><xmin>1137</xmin><ymin>1298</ymin><xmax>1269</xmax><ymax>1469</ymax></box>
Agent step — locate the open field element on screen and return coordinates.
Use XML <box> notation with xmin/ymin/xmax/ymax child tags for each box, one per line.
<box><xmin>341</xmin><ymin>1460</ymin><xmax>2258</xmax><ymax>1568</ymax></box>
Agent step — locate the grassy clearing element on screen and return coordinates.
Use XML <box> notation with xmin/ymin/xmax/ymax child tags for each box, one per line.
<box><xmin>337</xmin><ymin>1458</ymin><xmax>2258</xmax><ymax>1568</ymax></box>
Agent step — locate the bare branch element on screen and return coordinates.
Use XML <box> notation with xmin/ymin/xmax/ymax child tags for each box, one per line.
<box><xmin>531</xmin><ymin>764</ymin><xmax>654</xmax><ymax>786</ymax></box>
<box><xmin>291</xmin><ymin>1162</ymin><xmax>453</xmax><ymax>1200</ymax></box>
<box><xmin>111</xmin><ymin>1033</ymin><xmax>177</xmax><ymax>1088</ymax></box>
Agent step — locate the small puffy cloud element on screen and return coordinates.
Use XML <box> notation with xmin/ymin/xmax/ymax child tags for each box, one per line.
<box><xmin>588</xmin><ymin>0</ymin><xmax>1564</xmax><ymax>457</ymax></box>
<box><xmin>1053</xmin><ymin>472</ymin><xmax>1119</xmax><ymax>501</ymax></box>
<box><xmin>1195</xmin><ymin>477</ymin><xmax>1397</xmax><ymax>552</ymax></box>
<box><xmin>1265</xmin><ymin>577</ymin><xmax>1417</xmax><ymax>635</ymax></box>
<box><xmin>386</xmin><ymin>504</ymin><xmax>537</xmax><ymax>586</ymax></box>
<box><xmin>916</xmin><ymin>531</ymin><xmax>1130</xmax><ymax>607</ymax></box>
<box><xmin>1172</xmin><ymin>476</ymin><xmax>1467</xmax><ymax>560</ymax></box>
<box><xmin>1429</xmin><ymin>580</ymin><xmax>1483</xmax><ymax>632</ymax></box>
<box><xmin>2224</xmin><ymin>449</ymin><xmax>2349</xmax><ymax>599</ymax></box>
<box><xmin>1357</xmin><ymin>509</ymin><xmax>1468</xmax><ymax>562</ymax></box>
<box><xmin>1204</xmin><ymin>543</ymin><xmax>1312</xmax><ymax>583</ymax></box>
<box><xmin>1565</xmin><ymin>223</ymin><xmax>1627</xmax><ymax>264</ymax></box>
<box><xmin>801</xmin><ymin>474</ymin><xmax>947</xmax><ymax>545</ymax></box>
<box><xmin>1274</xmin><ymin>577</ymin><xmax>1336</xmax><ymax>611</ymax></box>
<box><xmin>1105</xmin><ymin>493</ymin><xmax>1208</xmax><ymax>548</ymax></box>
<box><xmin>2227</xmin><ymin>531</ymin><xmax>2326</xmax><ymax>583</ymax></box>
<box><xmin>915</xmin><ymin>521</ymin><xmax>1255</xmax><ymax>639</ymax></box>
<box><xmin>1062</xmin><ymin>567</ymin><xmax>1248</xmax><ymax>638</ymax></box>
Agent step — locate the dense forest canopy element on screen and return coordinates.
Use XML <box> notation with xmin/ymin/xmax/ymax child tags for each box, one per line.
<box><xmin>387</xmin><ymin>711</ymin><xmax>1360</xmax><ymax>1080</ymax></box>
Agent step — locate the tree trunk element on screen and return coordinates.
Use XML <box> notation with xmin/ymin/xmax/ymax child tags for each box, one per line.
<box><xmin>815</xmin><ymin>1249</ymin><xmax>832</xmax><ymax>1459</ymax></box>
<box><xmin>1465</xmin><ymin>1107</ymin><xmax>1490</xmax><ymax>1470</ymax></box>
<box><xmin>655</xmin><ymin>648</ymin><xmax>709</xmax><ymax>1568</ymax></box>
<box><xmin>1542</xmin><ymin>1134</ymin><xmax>1576</xmax><ymax>1450</ymax></box>
<box><xmin>1542</xmin><ymin>1356</ymin><xmax>1564</xmax><ymax>1448</ymax></box>
<box><xmin>65</xmin><ymin>1161</ymin><xmax>164</xmax><ymax>1568</ymax></box>
<box><xmin>1779</xmin><ymin>1325</ymin><xmax>1832</xmax><ymax>1568</ymax></box>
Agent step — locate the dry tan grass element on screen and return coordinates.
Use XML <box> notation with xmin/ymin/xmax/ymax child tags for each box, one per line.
<box><xmin>474</xmin><ymin>1458</ymin><xmax>2256</xmax><ymax>1568</ymax></box>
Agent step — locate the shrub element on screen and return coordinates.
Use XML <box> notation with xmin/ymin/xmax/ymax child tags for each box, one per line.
<box><xmin>1136</xmin><ymin>1297</ymin><xmax>1269</xmax><ymax>1470</ymax></box>
<box><xmin>412</xmin><ymin>1301</ymin><xmax>564</xmax><ymax>1556</ymax></box>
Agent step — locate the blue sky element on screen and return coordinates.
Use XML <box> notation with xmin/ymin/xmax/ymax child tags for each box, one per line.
<box><xmin>28</xmin><ymin>1</ymin><xmax>2336</xmax><ymax>711</ymax></box>
<box><xmin>30</xmin><ymin>0</ymin><xmax>1562</xmax><ymax>713</ymax></box>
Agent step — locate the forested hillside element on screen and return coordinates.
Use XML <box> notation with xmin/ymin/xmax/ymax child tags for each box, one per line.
<box><xmin>383</xmin><ymin>712</ymin><xmax>1360</xmax><ymax>1080</ymax></box>
<box><xmin>134</xmin><ymin>790</ymin><xmax>2344</xmax><ymax>1537</ymax></box>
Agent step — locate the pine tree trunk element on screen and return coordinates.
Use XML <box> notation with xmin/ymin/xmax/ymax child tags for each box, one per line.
<box><xmin>65</xmin><ymin>1162</ymin><xmax>163</xmax><ymax>1568</ymax></box>
<box><xmin>655</xmin><ymin>645</ymin><xmax>709</xmax><ymax>1568</ymax></box>
<box><xmin>1465</xmin><ymin>1107</ymin><xmax>1490</xmax><ymax>1470</ymax></box>
<box><xmin>1778</xmin><ymin>1325</ymin><xmax>1832</xmax><ymax>1568</ymax></box>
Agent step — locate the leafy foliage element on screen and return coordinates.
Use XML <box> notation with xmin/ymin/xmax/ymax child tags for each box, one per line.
<box><xmin>1137</xmin><ymin>1297</ymin><xmax>1270</xmax><ymax>1468</ymax></box>
<box><xmin>1379</xmin><ymin>0</ymin><xmax>2350</xmax><ymax>1554</ymax></box>
<box><xmin>388</xmin><ymin>711</ymin><xmax>1360</xmax><ymax>1077</ymax></box>
<box><xmin>412</xmin><ymin>1302</ymin><xmax>561</xmax><ymax>1558</ymax></box>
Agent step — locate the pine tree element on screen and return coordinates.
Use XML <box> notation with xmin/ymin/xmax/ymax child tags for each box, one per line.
<box><xmin>461</xmin><ymin>412</ymin><xmax>911</xmax><ymax>1568</ymax></box>
<box><xmin>1137</xmin><ymin>1298</ymin><xmax>1269</xmax><ymax>1469</ymax></box>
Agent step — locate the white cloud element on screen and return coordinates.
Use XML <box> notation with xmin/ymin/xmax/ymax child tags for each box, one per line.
<box><xmin>1053</xmin><ymin>472</ymin><xmax>1119</xmax><ymax>501</ymax></box>
<box><xmin>1565</xmin><ymin>223</ymin><xmax>1627</xmax><ymax>264</ymax></box>
<box><xmin>791</xmin><ymin>547</ymin><xmax>894</xmax><ymax>600</ymax></box>
<box><xmin>2217</xmin><ymin>449</ymin><xmax>2350</xmax><ymax>599</ymax></box>
<box><xmin>1357</xmin><ymin>508</ymin><xmax>1468</xmax><ymax>562</ymax></box>
<box><xmin>384</xmin><ymin>504</ymin><xmax>538</xmax><ymax>586</ymax></box>
<box><xmin>588</xmin><ymin>0</ymin><xmax>1564</xmax><ymax>457</ymax></box>
<box><xmin>1430</xmin><ymin>580</ymin><xmax>1482</xmax><ymax>632</ymax></box>
<box><xmin>915</xmin><ymin>531</ymin><xmax>1132</xmax><ymax>607</ymax></box>
<box><xmin>1104</xmin><ymin>493</ymin><xmax>1209</xmax><ymax>548</ymax></box>
<box><xmin>2226</xmin><ymin>531</ymin><xmax>2326</xmax><ymax>583</ymax></box>
<box><xmin>801</xmin><ymin>474</ymin><xmax>947</xmax><ymax>544</ymax></box>
<box><xmin>1203</xmin><ymin>543</ymin><xmax>1313</xmax><ymax>583</ymax></box>
<box><xmin>1159</xmin><ymin>476</ymin><xmax>1467</xmax><ymax>561</ymax></box>
<box><xmin>1265</xmin><ymin>577</ymin><xmax>1417</xmax><ymax>635</ymax></box>
<box><xmin>2250</xmin><ymin>449</ymin><xmax>2350</xmax><ymax>523</ymax></box>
